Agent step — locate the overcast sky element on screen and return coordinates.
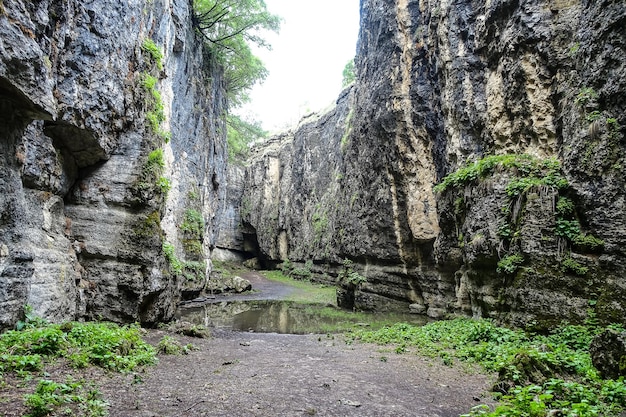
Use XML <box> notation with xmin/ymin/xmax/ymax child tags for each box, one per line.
<box><xmin>236</xmin><ymin>0</ymin><xmax>361</xmax><ymax>133</ymax></box>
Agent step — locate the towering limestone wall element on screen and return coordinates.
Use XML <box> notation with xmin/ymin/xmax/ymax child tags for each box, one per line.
<box><xmin>0</xmin><ymin>0</ymin><xmax>227</xmax><ymax>329</ymax></box>
<box><xmin>241</xmin><ymin>0</ymin><xmax>626</xmax><ymax>326</ymax></box>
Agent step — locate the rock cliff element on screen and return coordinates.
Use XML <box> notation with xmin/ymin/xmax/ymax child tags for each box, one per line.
<box><xmin>241</xmin><ymin>0</ymin><xmax>626</xmax><ymax>326</ymax></box>
<box><xmin>0</xmin><ymin>0</ymin><xmax>227</xmax><ymax>329</ymax></box>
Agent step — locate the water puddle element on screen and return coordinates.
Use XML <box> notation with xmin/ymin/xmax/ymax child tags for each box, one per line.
<box><xmin>176</xmin><ymin>300</ymin><xmax>429</xmax><ymax>334</ymax></box>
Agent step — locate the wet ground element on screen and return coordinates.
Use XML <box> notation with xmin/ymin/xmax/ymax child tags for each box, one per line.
<box><xmin>101</xmin><ymin>272</ymin><xmax>496</xmax><ymax>416</ymax></box>
<box><xmin>103</xmin><ymin>329</ymin><xmax>496</xmax><ymax>417</ymax></box>
<box><xmin>2</xmin><ymin>271</ymin><xmax>498</xmax><ymax>417</ymax></box>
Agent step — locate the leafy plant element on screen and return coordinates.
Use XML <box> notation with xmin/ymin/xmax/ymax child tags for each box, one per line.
<box><xmin>338</xmin><ymin>259</ymin><xmax>367</xmax><ymax>286</ymax></box>
<box><xmin>575</xmin><ymin>87</ymin><xmax>598</xmax><ymax>107</ymax></box>
<box><xmin>555</xmin><ymin>218</ymin><xmax>581</xmax><ymax>240</ymax></box>
<box><xmin>572</xmin><ymin>233</ymin><xmax>604</xmax><ymax>252</ymax></box>
<box><xmin>496</xmin><ymin>254</ymin><xmax>524</xmax><ymax>275</ymax></box>
<box><xmin>24</xmin><ymin>378</ymin><xmax>108</xmax><ymax>417</ymax></box>
<box><xmin>180</xmin><ymin>209</ymin><xmax>205</xmax><ymax>237</ymax></box>
<box><xmin>141</xmin><ymin>38</ymin><xmax>163</xmax><ymax>70</ymax></box>
<box><xmin>341</xmin><ymin>58</ymin><xmax>355</xmax><ymax>87</ymax></box>
<box><xmin>157</xmin><ymin>336</ymin><xmax>195</xmax><ymax>355</ymax></box>
<box><xmin>162</xmin><ymin>241</ymin><xmax>183</xmax><ymax>274</ymax></box>
<box><xmin>561</xmin><ymin>257</ymin><xmax>589</xmax><ymax>276</ymax></box>
<box><xmin>349</xmin><ymin>319</ymin><xmax>626</xmax><ymax>417</ymax></box>
<box><xmin>192</xmin><ymin>0</ymin><xmax>280</xmax><ymax>107</ymax></box>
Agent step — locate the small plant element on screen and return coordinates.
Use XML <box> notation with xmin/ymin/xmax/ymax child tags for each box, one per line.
<box><xmin>180</xmin><ymin>209</ymin><xmax>205</xmax><ymax>237</ymax></box>
<box><xmin>575</xmin><ymin>87</ymin><xmax>598</xmax><ymax>107</ymax></box>
<box><xmin>141</xmin><ymin>38</ymin><xmax>163</xmax><ymax>70</ymax></box>
<box><xmin>555</xmin><ymin>218</ymin><xmax>581</xmax><ymax>240</ymax></box>
<box><xmin>556</xmin><ymin>196</ymin><xmax>575</xmax><ymax>217</ymax></box>
<box><xmin>561</xmin><ymin>257</ymin><xmax>589</xmax><ymax>276</ymax></box>
<box><xmin>572</xmin><ymin>233</ymin><xmax>604</xmax><ymax>252</ymax></box>
<box><xmin>24</xmin><ymin>378</ymin><xmax>108</xmax><ymax>417</ymax></box>
<box><xmin>496</xmin><ymin>254</ymin><xmax>524</xmax><ymax>275</ymax></box>
<box><xmin>157</xmin><ymin>336</ymin><xmax>195</xmax><ymax>355</ymax></box>
<box><xmin>349</xmin><ymin>319</ymin><xmax>626</xmax><ymax>417</ymax></box>
<box><xmin>587</xmin><ymin>110</ymin><xmax>602</xmax><ymax>122</ymax></box>
<box><xmin>157</xmin><ymin>176</ymin><xmax>171</xmax><ymax>195</ymax></box>
<box><xmin>162</xmin><ymin>241</ymin><xmax>182</xmax><ymax>274</ymax></box>
<box><xmin>497</xmin><ymin>223</ymin><xmax>513</xmax><ymax>240</ymax></box>
<box><xmin>338</xmin><ymin>259</ymin><xmax>367</xmax><ymax>286</ymax></box>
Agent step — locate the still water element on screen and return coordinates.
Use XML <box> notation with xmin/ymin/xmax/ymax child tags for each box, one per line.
<box><xmin>176</xmin><ymin>300</ymin><xmax>428</xmax><ymax>334</ymax></box>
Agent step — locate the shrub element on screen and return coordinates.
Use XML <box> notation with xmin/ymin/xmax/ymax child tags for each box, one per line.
<box><xmin>561</xmin><ymin>257</ymin><xmax>588</xmax><ymax>276</ymax></box>
<box><xmin>497</xmin><ymin>254</ymin><xmax>524</xmax><ymax>275</ymax></box>
<box><xmin>141</xmin><ymin>38</ymin><xmax>163</xmax><ymax>70</ymax></box>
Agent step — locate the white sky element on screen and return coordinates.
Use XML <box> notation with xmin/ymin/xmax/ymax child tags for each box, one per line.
<box><xmin>237</xmin><ymin>0</ymin><xmax>361</xmax><ymax>133</ymax></box>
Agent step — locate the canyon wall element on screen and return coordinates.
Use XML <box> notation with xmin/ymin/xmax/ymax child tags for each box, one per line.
<box><xmin>242</xmin><ymin>0</ymin><xmax>626</xmax><ymax>326</ymax></box>
<box><xmin>0</xmin><ymin>0</ymin><xmax>227</xmax><ymax>329</ymax></box>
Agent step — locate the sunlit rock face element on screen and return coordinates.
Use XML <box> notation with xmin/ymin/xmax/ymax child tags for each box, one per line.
<box><xmin>0</xmin><ymin>0</ymin><xmax>227</xmax><ymax>329</ymax></box>
<box><xmin>241</xmin><ymin>0</ymin><xmax>626</xmax><ymax>326</ymax></box>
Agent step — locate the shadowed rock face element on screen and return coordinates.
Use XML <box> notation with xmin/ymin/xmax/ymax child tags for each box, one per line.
<box><xmin>240</xmin><ymin>0</ymin><xmax>626</xmax><ymax>326</ymax></box>
<box><xmin>0</xmin><ymin>0</ymin><xmax>227</xmax><ymax>329</ymax></box>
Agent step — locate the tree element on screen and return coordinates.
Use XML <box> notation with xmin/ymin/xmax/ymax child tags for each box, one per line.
<box><xmin>192</xmin><ymin>0</ymin><xmax>281</xmax><ymax>107</ymax></box>
<box><xmin>226</xmin><ymin>114</ymin><xmax>267</xmax><ymax>161</ymax></box>
<box><xmin>341</xmin><ymin>59</ymin><xmax>355</xmax><ymax>87</ymax></box>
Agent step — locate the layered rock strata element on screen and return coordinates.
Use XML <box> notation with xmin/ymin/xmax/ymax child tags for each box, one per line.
<box><xmin>0</xmin><ymin>0</ymin><xmax>226</xmax><ymax>328</ymax></box>
<box><xmin>241</xmin><ymin>0</ymin><xmax>626</xmax><ymax>326</ymax></box>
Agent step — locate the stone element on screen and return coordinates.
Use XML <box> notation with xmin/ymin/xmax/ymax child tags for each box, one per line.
<box><xmin>590</xmin><ymin>329</ymin><xmax>626</xmax><ymax>380</ymax></box>
<box><xmin>0</xmin><ymin>0</ymin><xmax>227</xmax><ymax>327</ymax></box>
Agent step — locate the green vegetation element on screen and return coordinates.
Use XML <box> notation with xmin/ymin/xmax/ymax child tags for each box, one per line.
<box><xmin>192</xmin><ymin>0</ymin><xmax>280</xmax><ymax>106</ymax></box>
<box><xmin>136</xmin><ymin>148</ymin><xmax>170</xmax><ymax>197</ymax></box>
<box><xmin>496</xmin><ymin>254</ymin><xmax>524</xmax><ymax>275</ymax></box>
<box><xmin>162</xmin><ymin>241</ymin><xmax>183</xmax><ymax>274</ymax></box>
<box><xmin>162</xmin><ymin>241</ymin><xmax>205</xmax><ymax>280</ymax></box>
<box><xmin>180</xmin><ymin>209</ymin><xmax>204</xmax><ymax>237</ymax></box>
<box><xmin>338</xmin><ymin>259</ymin><xmax>367</xmax><ymax>286</ymax></box>
<box><xmin>141</xmin><ymin>38</ymin><xmax>163</xmax><ymax>70</ymax></box>
<box><xmin>575</xmin><ymin>87</ymin><xmax>598</xmax><ymax>107</ymax></box>
<box><xmin>25</xmin><ymin>379</ymin><xmax>108</xmax><ymax>417</ymax></box>
<box><xmin>341</xmin><ymin>109</ymin><xmax>354</xmax><ymax>152</ymax></box>
<box><xmin>279</xmin><ymin>258</ymin><xmax>314</xmax><ymax>280</ymax></box>
<box><xmin>341</xmin><ymin>59</ymin><xmax>355</xmax><ymax>87</ymax></box>
<box><xmin>0</xmin><ymin>312</ymin><xmax>157</xmax><ymax>417</ymax></box>
<box><xmin>433</xmin><ymin>154</ymin><xmax>566</xmax><ymax>194</ymax></box>
<box><xmin>156</xmin><ymin>336</ymin><xmax>196</xmax><ymax>355</ymax></box>
<box><xmin>348</xmin><ymin>319</ymin><xmax>626</xmax><ymax>416</ymax></box>
<box><xmin>262</xmin><ymin>269</ymin><xmax>336</xmax><ymax>305</ymax></box>
<box><xmin>140</xmin><ymin>71</ymin><xmax>170</xmax><ymax>142</ymax></box>
<box><xmin>191</xmin><ymin>0</ymin><xmax>278</xmax><ymax>159</ymax></box>
<box><xmin>561</xmin><ymin>257</ymin><xmax>589</xmax><ymax>276</ymax></box>
<box><xmin>226</xmin><ymin>114</ymin><xmax>266</xmax><ymax>161</ymax></box>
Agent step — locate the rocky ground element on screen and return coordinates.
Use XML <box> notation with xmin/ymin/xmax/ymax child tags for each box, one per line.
<box><xmin>102</xmin><ymin>329</ymin><xmax>496</xmax><ymax>417</ymax></box>
<box><xmin>0</xmin><ymin>273</ymin><xmax>497</xmax><ymax>417</ymax></box>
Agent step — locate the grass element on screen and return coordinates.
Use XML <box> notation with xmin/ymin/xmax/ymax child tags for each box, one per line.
<box><xmin>0</xmin><ymin>313</ymin><xmax>158</xmax><ymax>416</ymax></box>
<box><xmin>261</xmin><ymin>269</ymin><xmax>336</xmax><ymax>305</ymax></box>
<box><xmin>347</xmin><ymin>318</ymin><xmax>626</xmax><ymax>416</ymax></box>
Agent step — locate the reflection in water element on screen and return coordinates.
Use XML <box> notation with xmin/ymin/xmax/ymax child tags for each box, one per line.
<box><xmin>176</xmin><ymin>300</ymin><xmax>428</xmax><ymax>334</ymax></box>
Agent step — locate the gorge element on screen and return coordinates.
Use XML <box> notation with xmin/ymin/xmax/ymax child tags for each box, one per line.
<box><xmin>1</xmin><ymin>0</ymin><xmax>625</xmax><ymax>332</ymax></box>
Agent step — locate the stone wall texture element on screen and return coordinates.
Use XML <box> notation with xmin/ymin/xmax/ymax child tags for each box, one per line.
<box><xmin>241</xmin><ymin>0</ymin><xmax>626</xmax><ymax>327</ymax></box>
<box><xmin>0</xmin><ymin>0</ymin><xmax>227</xmax><ymax>329</ymax></box>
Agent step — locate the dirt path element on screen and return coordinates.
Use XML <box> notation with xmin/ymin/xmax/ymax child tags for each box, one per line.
<box><xmin>101</xmin><ymin>271</ymin><xmax>496</xmax><ymax>416</ymax></box>
<box><xmin>102</xmin><ymin>329</ymin><xmax>495</xmax><ymax>417</ymax></box>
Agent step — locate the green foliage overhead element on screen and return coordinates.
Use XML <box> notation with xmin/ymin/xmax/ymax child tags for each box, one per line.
<box><xmin>226</xmin><ymin>113</ymin><xmax>267</xmax><ymax>161</ymax></box>
<box><xmin>341</xmin><ymin>59</ymin><xmax>355</xmax><ymax>87</ymax></box>
<box><xmin>192</xmin><ymin>0</ymin><xmax>281</xmax><ymax>107</ymax></box>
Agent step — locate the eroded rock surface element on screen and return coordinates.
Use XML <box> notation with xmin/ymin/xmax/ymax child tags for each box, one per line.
<box><xmin>241</xmin><ymin>0</ymin><xmax>626</xmax><ymax>325</ymax></box>
<box><xmin>0</xmin><ymin>0</ymin><xmax>227</xmax><ymax>328</ymax></box>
